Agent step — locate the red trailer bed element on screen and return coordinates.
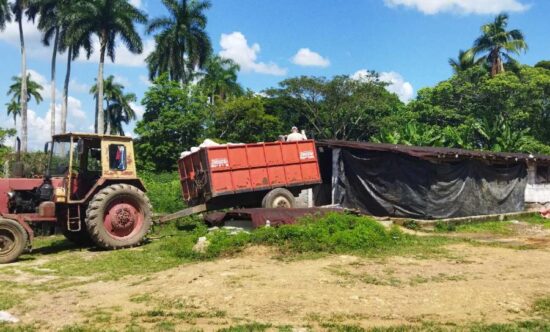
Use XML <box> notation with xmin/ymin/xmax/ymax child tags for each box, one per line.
<box><xmin>177</xmin><ymin>140</ymin><xmax>321</xmax><ymax>207</ymax></box>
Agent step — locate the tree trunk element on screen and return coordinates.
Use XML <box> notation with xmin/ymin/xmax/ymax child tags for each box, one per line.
<box><xmin>18</xmin><ymin>18</ymin><xmax>28</xmax><ymax>152</ymax></box>
<box><xmin>105</xmin><ymin>100</ymin><xmax>110</xmax><ymax>134</ymax></box>
<box><xmin>61</xmin><ymin>46</ymin><xmax>72</xmax><ymax>134</ymax></box>
<box><xmin>50</xmin><ymin>27</ymin><xmax>60</xmax><ymax>136</ymax></box>
<box><xmin>94</xmin><ymin>97</ymin><xmax>98</xmax><ymax>133</ymax></box>
<box><xmin>96</xmin><ymin>37</ymin><xmax>106</xmax><ymax>135</ymax></box>
<box><xmin>490</xmin><ymin>48</ymin><xmax>504</xmax><ymax>77</ymax></box>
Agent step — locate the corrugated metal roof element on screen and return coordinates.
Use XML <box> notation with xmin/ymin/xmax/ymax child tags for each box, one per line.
<box><xmin>318</xmin><ymin>140</ymin><xmax>550</xmax><ymax>164</ymax></box>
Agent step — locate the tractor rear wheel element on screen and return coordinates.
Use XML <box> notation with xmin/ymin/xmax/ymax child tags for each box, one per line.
<box><xmin>62</xmin><ymin>227</ymin><xmax>94</xmax><ymax>247</ymax></box>
<box><xmin>85</xmin><ymin>184</ymin><xmax>152</xmax><ymax>249</ymax></box>
<box><xmin>262</xmin><ymin>188</ymin><xmax>296</xmax><ymax>209</ymax></box>
<box><xmin>0</xmin><ymin>218</ymin><xmax>28</xmax><ymax>264</ymax></box>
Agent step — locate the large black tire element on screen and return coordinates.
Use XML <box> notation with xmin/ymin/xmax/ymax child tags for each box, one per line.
<box><xmin>85</xmin><ymin>184</ymin><xmax>152</xmax><ymax>249</ymax></box>
<box><xmin>0</xmin><ymin>218</ymin><xmax>28</xmax><ymax>264</ymax></box>
<box><xmin>262</xmin><ymin>188</ymin><xmax>296</xmax><ymax>208</ymax></box>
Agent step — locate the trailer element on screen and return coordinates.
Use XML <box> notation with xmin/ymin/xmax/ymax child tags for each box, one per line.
<box><xmin>158</xmin><ymin>140</ymin><xmax>322</xmax><ymax>223</ymax></box>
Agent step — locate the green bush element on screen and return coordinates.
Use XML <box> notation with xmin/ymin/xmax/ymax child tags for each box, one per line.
<box><xmin>170</xmin><ymin>213</ymin><xmax>442</xmax><ymax>259</ymax></box>
<box><xmin>140</xmin><ymin>171</ymin><xmax>186</xmax><ymax>214</ymax></box>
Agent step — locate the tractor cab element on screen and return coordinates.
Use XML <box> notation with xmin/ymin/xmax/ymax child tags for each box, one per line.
<box><xmin>48</xmin><ymin>133</ymin><xmax>140</xmax><ymax>203</ymax></box>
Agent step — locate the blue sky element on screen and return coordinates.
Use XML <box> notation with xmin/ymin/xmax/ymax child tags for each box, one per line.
<box><xmin>1</xmin><ymin>0</ymin><xmax>549</xmax><ymax>149</ymax></box>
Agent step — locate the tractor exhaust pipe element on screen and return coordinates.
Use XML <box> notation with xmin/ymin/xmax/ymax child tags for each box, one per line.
<box><xmin>12</xmin><ymin>137</ymin><xmax>24</xmax><ymax>178</ymax></box>
<box><xmin>15</xmin><ymin>137</ymin><xmax>21</xmax><ymax>162</ymax></box>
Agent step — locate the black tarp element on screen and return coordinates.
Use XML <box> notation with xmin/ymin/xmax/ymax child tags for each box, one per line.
<box><xmin>334</xmin><ymin>149</ymin><xmax>527</xmax><ymax>219</ymax></box>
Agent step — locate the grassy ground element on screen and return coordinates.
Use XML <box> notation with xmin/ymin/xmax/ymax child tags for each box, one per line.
<box><xmin>1</xmin><ymin>213</ymin><xmax>549</xmax><ymax>331</ymax></box>
<box><xmin>5</xmin><ymin>213</ymin><xmax>452</xmax><ymax>281</ymax></box>
<box><xmin>432</xmin><ymin>213</ymin><xmax>550</xmax><ymax>235</ymax></box>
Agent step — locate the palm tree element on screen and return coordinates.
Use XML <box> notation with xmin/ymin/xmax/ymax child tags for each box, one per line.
<box><xmin>11</xmin><ymin>0</ymin><xmax>39</xmax><ymax>152</ymax></box>
<box><xmin>7</xmin><ymin>74</ymin><xmax>44</xmax><ymax>106</ymax></box>
<box><xmin>199</xmin><ymin>56</ymin><xmax>243</xmax><ymax>104</ymax></box>
<box><xmin>449</xmin><ymin>49</ymin><xmax>481</xmax><ymax>74</ymax></box>
<box><xmin>0</xmin><ymin>0</ymin><xmax>11</xmax><ymax>30</ymax></box>
<box><xmin>106</xmin><ymin>93</ymin><xmax>137</xmax><ymax>136</ymax></box>
<box><xmin>90</xmin><ymin>75</ymin><xmax>136</xmax><ymax>135</ymax></box>
<box><xmin>70</xmin><ymin>0</ymin><xmax>146</xmax><ymax>134</ymax></box>
<box><xmin>48</xmin><ymin>0</ymin><xmax>93</xmax><ymax>134</ymax></box>
<box><xmin>6</xmin><ymin>100</ymin><xmax>21</xmax><ymax>128</ymax></box>
<box><xmin>37</xmin><ymin>0</ymin><xmax>64</xmax><ymax>136</ymax></box>
<box><xmin>146</xmin><ymin>0</ymin><xmax>212</xmax><ymax>84</ymax></box>
<box><xmin>472</xmin><ymin>13</ymin><xmax>528</xmax><ymax>77</ymax></box>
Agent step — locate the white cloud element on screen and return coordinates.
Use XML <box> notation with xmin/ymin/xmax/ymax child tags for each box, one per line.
<box><xmin>26</xmin><ymin>69</ymin><xmax>55</xmax><ymax>99</ymax></box>
<box><xmin>139</xmin><ymin>75</ymin><xmax>152</xmax><ymax>87</ymax></box>
<box><xmin>67</xmin><ymin>97</ymin><xmax>86</xmax><ymax>119</ymax></box>
<box><xmin>114</xmin><ymin>75</ymin><xmax>131</xmax><ymax>87</ymax></box>
<box><xmin>129</xmin><ymin>0</ymin><xmax>142</xmax><ymax>8</ymax></box>
<box><xmin>384</xmin><ymin>0</ymin><xmax>529</xmax><ymax>15</ymax></box>
<box><xmin>76</xmin><ymin>37</ymin><xmax>155</xmax><ymax>67</ymax></box>
<box><xmin>219</xmin><ymin>32</ymin><xmax>287</xmax><ymax>76</ymax></box>
<box><xmin>130</xmin><ymin>102</ymin><xmax>145</xmax><ymax>119</ymax></box>
<box><xmin>291</xmin><ymin>48</ymin><xmax>330</xmax><ymax>68</ymax></box>
<box><xmin>352</xmin><ymin>69</ymin><xmax>414</xmax><ymax>102</ymax></box>
<box><xmin>70</xmin><ymin>79</ymin><xmax>90</xmax><ymax>94</ymax></box>
<box><xmin>0</xmin><ymin>17</ymin><xmax>51</xmax><ymax>58</ymax></box>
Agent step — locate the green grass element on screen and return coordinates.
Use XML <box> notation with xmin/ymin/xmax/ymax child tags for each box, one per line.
<box><xmin>521</xmin><ymin>214</ymin><xmax>550</xmax><ymax>229</ymax></box>
<box><xmin>217</xmin><ymin>323</ymin><xmax>273</xmax><ymax>332</ymax></box>
<box><xmin>11</xmin><ymin>213</ymin><xmax>452</xmax><ymax>281</ymax></box>
<box><xmin>534</xmin><ymin>296</ymin><xmax>550</xmax><ymax>318</ymax></box>
<box><xmin>453</xmin><ymin>221</ymin><xmax>514</xmax><ymax>235</ymax></box>
<box><xmin>0</xmin><ymin>281</ymin><xmax>22</xmax><ymax>310</ymax></box>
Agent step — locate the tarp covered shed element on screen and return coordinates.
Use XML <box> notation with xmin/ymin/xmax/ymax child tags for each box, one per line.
<box><xmin>315</xmin><ymin>141</ymin><xmax>550</xmax><ymax>219</ymax></box>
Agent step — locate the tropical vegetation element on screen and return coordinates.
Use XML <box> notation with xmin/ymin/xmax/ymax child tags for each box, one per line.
<box><xmin>146</xmin><ymin>0</ymin><xmax>212</xmax><ymax>84</ymax></box>
<box><xmin>1</xmin><ymin>5</ymin><xmax>549</xmax><ymax>173</ymax></box>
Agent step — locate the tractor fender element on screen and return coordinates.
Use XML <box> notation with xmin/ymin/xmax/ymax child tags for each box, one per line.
<box><xmin>79</xmin><ymin>178</ymin><xmax>148</xmax><ymax>205</ymax></box>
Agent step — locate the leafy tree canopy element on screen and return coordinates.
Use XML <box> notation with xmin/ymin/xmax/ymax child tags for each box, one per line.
<box><xmin>134</xmin><ymin>74</ymin><xmax>207</xmax><ymax>171</ymax></box>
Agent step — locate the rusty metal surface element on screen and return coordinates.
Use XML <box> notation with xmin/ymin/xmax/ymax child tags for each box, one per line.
<box><xmin>204</xmin><ymin>208</ymin><xmax>342</xmax><ymax>228</ymax></box>
<box><xmin>318</xmin><ymin>140</ymin><xmax>550</xmax><ymax>164</ymax></box>
<box><xmin>178</xmin><ymin>140</ymin><xmax>322</xmax><ymax>204</ymax></box>
<box><xmin>0</xmin><ymin>178</ymin><xmax>64</xmax><ymax>214</ymax></box>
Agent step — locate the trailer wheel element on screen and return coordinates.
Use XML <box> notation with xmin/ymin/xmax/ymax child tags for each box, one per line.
<box><xmin>86</xmin><ymin>184</ymin><xmax>152</xmax><ymax>249</ymax></box>
<box><xmin>0</xmin><ymin>218</ymin><xmax>28</xmax><ymax>264</ymax></box>
<box><xmin>262</xmin><ymin>188</ymin><xmax>296</xmax><ymax>208</ymax></box>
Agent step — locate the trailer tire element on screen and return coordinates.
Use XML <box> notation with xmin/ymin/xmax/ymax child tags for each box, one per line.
<box><xmin>0</xmin><ymin>218</ymin><xmax>28</xmax><ymax>264</ymax></box>
<box><xmin>86</xmin><ymin>184</ymin><xmax>152</xmax><ymax>249</ymax></box>
<box><xmin>262</xmin><ymin>188</ymin><xmax>296</xmax><ymax>208</ymax></box>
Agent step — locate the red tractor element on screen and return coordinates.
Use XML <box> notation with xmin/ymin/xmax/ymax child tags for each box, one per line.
<box><xmin>0</xmin><ymin>133</ymin><xmax>152</xmax><ymax>263</ymax></box>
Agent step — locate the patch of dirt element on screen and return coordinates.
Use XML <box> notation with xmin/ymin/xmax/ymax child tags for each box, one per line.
<box><xmin>8</xmin><ymin>235</ymin><xmax>550</xmax><ymax>331</ymax></box>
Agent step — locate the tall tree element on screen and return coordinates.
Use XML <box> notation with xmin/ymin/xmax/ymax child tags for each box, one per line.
<box><xmin>146</xmin><ymin>0</ymin><xmax>212</xmax><ymax>84</ymax></box>
<box><xmin>7</xmin><ymin>74</ymin><xmax>43</xmax><ymax>106</ymax></box>
<box><xmin>70</xmin><ymin>0</ymin><xmax>146</xmax><ymax>134</ymax></box>
<box><xmin>0</xmin><ymin>0</ymin><xmax>11</xmax><ymax>30</ymax></box>
<box><xmin>6</xmin><ymin>100</ymin><xmax>21</xmax><ymax>128</ymax></box>
<box><xmin>11</xmin><ymin>0</ymin><xmax>39</xmax><ymax>152</ymax></box>
<box><xmin>199</xmin><ymin>55</ymin><xmax>242</xmax><ymax>104</ymax></box>
<box><xmin>37</xmin><ymin>0</ymin><xmax>63</xmax><ymax>136</ymax></box>
<box><xmin>54</xmin><ymin>0</ymin><xmax>92</xmax><ymax>134</ymax></box>
<box><xmin>90</xmin><ymin>75</ymin><xmax>136</xmax><ymax>135</ymax></box>
<box><xmin>472</xmin><ymin>13</ymin><xmax>528</xmax><ymax>77</ymax></box>
<box><xmin>106</xmin><ymin>92</ymin><xmax>137</xmax><ymax>136</ymax></box>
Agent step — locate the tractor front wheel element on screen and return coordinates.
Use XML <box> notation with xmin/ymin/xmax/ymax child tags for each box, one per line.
<box><xmin>85</xmin><ymin>184</ymin><xmax>152</xmax><ymax>249</ymax></box>
<box><xmin>0</xmin><ymin>218</ymin><xmax>28</xmax><ymax>264</ymax></box>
